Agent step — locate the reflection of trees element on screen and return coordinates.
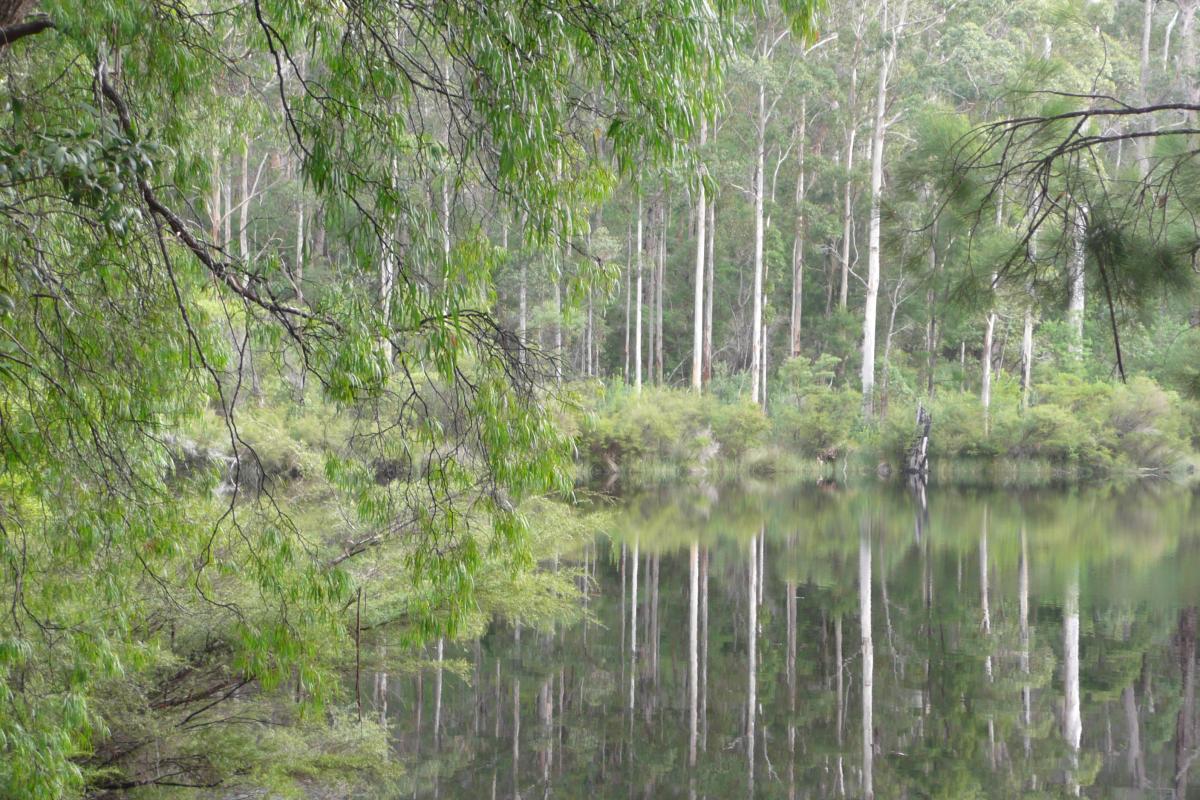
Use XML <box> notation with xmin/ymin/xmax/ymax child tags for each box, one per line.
<box><xmin>1175</xmin><ymin>607</ymin><xmax>1197</xmax><ymax>799</ymax></box>
<box><xmin>373</xmin><ymin>482</ymin><xmax>1200</xmax><ymax>799</ymax></box>
<box><xmin>860</xmin><ymin>518</ymin><xmax>875</xmax><ymax>800</ymax></box>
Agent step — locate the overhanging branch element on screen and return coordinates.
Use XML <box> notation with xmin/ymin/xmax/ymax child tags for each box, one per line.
<box><xmin>0</xmin><ymin>16</ymin><xmax>53</xmax><ymax>48</ymax></box>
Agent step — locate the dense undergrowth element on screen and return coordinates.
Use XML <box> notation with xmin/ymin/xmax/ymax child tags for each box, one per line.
<box><xmin>574</xmin><ymin>355</ymin><xmax>1200</xmax><ymax>481</ymax></box>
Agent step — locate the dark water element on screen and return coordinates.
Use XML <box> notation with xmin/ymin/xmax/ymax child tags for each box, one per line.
<box><xmin>379</xmin><ymin>481</ymin><xmax>1200</xmax><ymax>798</ymax></box>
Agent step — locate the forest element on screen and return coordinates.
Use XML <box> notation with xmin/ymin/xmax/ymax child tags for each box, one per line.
<box><xmin>1</xmin><ymin>0</ymin><xmax>1200</xmax><ymax>797</ymax></box>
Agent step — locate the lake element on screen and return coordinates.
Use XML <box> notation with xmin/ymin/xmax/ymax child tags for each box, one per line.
<box><xmin>375</xmin><ymin>480</ymin><xmax>1200</xmax><ymax>798</ymax></box>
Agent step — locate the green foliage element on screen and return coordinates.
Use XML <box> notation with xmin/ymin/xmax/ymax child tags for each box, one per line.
<box><xmin>0</xmin><ymin>0</ymin><xmax>774</xmax><ymax>792</ymax></box>
<box><xmin>578</xmin><ymin>385</ymin><xmax>770</xmax><ymax>470</ymax></box>
<box><xmin>771</xmin><ymin>355</ymin><xmax>856</xmax><ymax>455</ymax></box>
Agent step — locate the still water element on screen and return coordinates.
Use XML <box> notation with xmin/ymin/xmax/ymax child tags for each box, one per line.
<box><xmin>380</xmin><ymin>481</ymin><xmax>1200</xmax><ymax>798</ymax></box>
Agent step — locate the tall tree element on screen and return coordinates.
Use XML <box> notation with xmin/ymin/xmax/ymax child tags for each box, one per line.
<box><xmin>692</xmin><ymin>120</ymin><xmax>708</xmax><ymax>392</ymax></box>
<box><xmin>860</xmin><ymin>0</ymin><xmax>906</xmax><ymax>415</ymax></box>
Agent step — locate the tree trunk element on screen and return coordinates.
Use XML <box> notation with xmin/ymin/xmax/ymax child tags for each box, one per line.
<box><xmin>1067</xmin><ymin>204</ymin><xmax>1087</xmax><ymax>355</ymax></box>
<box><xmin>433</xmin><ymin>637</ymin><xmax>444</xmax><ymax>749</ymax></box>
<box><xmin>239</xmin><ymin>138</ymin><xmax>250</xmax><ymax>266</ymax></box>
<box><xmin>881</xmin><ymin>282</ymin><xmax>902</xmax><ymax>416</ymax></box>
<box><xmin>839</xmin><ymin>21</ymin><xmax>863</xmax><ymax>311</ymax></box>
<box><xmin>239</xmin><ymin>138</ymin><xmax>262</xmax><ymax>402</ymax></box>
<box><xmin>750</xmin><ymin>79</ymin><xmax>767</xmax><ymax>406</ymax></box>
<box><xmin>982</xmin><ymin>309</ymin><xmax>996</xmax><ymax>434</ymax></box>
<box><xmin>705</xmin><ymin>197</ymin><xmax>716</xmax><ymax>386</ymax></box>
<box><xmin>692</xmin><ymin>118</ymin><xmax>707</xmax><ymax>392</ymax></box>
<box><xmin>646</xmin><ymin>199</ymin><xmax>657</xmax><ymax>386</ymax></box>
<box><xmin>791</xmin><ymin>100</ymin><xmax>807</xmax><ymax>358</ymax></box>
<box><xmin>655</xmin><ymin>201</ymin><xmax>666</xmax><ymax>386</ymax></box>
<box><xmin>624</xmin><ymin>223</ymin><xmax>633</xmax><ymax>384</ymax></box>
<box><xmin>554</xmin><ymin>273</ymin><xmax>563</xmax><ymax>384</ymax></box>
<box><xmin>1182</xmin><ymin>0</ymin><xmax>1198</xmax><ymax>117</ymax></box>
<box><xmin>635</xmin><ymin>196</ymin><xmax>644</xmax><ymax>393</ymax></box>
<box><xmin>926</xmin><ymin>234</ymin><xmax>939</xmax><ymax>398</ymax></box>
<box><xmin>1020</xmin><ymin>308</ymin><xmax>1034</xmax><ymax>410</ymax></box>
<box><xmin>0</xmin><ymin>0</ymin><xmax>36</xmax><ymax>30</ymax></box>
<box><xmin>209</xmin><ymin>149</ymin><xmax>222</xmax><ymax>244</ymax></box>
<box><xmin>1137</xmin><ymin>0</ymin><xmax>1156</xmax><ymax>173</ymax></box>
<box><xmin>862</xmin><ymin>0</ymin><xmax>902</xmax><ymax>417</ymax></box>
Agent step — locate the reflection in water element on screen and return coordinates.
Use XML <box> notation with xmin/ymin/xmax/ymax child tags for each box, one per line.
<box><xmin>376</xmin><ymin>482</ymin><xmax>1200</xmax><ymax>798</ymax></box>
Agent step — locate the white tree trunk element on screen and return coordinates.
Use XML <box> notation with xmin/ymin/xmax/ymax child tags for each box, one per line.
<box><xmin>624</xmin><ymin>223</ymin><xmax>632</xmax><ymax>383</ymax></box>
<box><xmin>1020</xmin><ymin>307</ymin><xmax>1034</xmax><ymax>410</ymax></box>
<box><xmin>239</xmin><ymin>139</ymin><xmax>250</xmax><ymax>264</ymax></box>
<box><xmin>433</xmin><ymin>637</ymin><xmax>444</xmax><ymax>748</ymax></box>
<box><xmin>1137</xmin><ymin>0</ymin><xmax>1155</xmax><ymax>172</ymax></box>
<box><xmin>294</xmin><ymin>188</ymin><xmax>305</xmax><ymax>304</ymax></box>
<box><xmin>750</xmin><ymin>80</ymin><xmax>766</xmax><ymax>406</ymax></box>
<box><xmin>982</xmin><ymin>310</ymin><xmax>996</xmax><ymax>432</ymax></box>
<box><xmin>692</xmin><ymin>118</ymin><xmax>707</xmax><ymax>392</ymax></box>
<box><xmin>222</xmin><ymin>179</ymin><xmax>232</xmax><ymax>249</ymax></box>
<box><xmin>791</xmin><ymin>101</ymin><xmax>807</xmax><ymax>359</ymax></box>
<box><xmin>1067</xmin><ymin>204</ymin><xmax>1087</xmax><ymax>355</ymax></box>
<box><xmin>839</xmin><ymin>22</ymin><xmax>863</xmax><ymax>311</ymax></box>
<box><xmin>655</xmin><ymin>203</ymin><xmax>665</xmax><ymax>385</ymax></box>
<box><xmin>554</xmin><ymin>275</ymin><xmax>563</xmax><ymax>384</ymax></box>
<box><xmin>704</xmin><ymin>199</ymin><xmax>715</xmax><ymax>385</ymax></box>
<box><xmin>1183</xmin><ymin>0</ymin><xmax>1198</xmax><ymax>115</ymax></box>
<box><xmin>635</xmin><ymin>196</ymin><xmax>644</xmax><ymax>393</ymax></box>
<box><xmin>209</xmin><ymin>149</ymin><xmax>222</xmax><ymax>244</ymax></box>
<box><xmin>861</xmin><ymin>0</ymin><xmax>901</xmax><ymax>417</ymax></box>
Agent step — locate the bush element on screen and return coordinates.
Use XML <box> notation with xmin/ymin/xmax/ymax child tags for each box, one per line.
<box><xmin>771</xmin><ymin>355</ymin><xmax>854</xmax><ymax>456</ymax></box>
<box><xmin>577</xmin><ymin>385</ymin><xmax>769</xmax><ymax>471</ymax></box>
<box><xmin>1104</xmin><ymin>377</ymin><xmax>1190</xmax><ymax>470</ymax></box>
<box><xmin>928</xmin><ymin>392</ymin><xmax>995</xmax><ymax>458</ymax></box>
<box><xmin>711</xmin><ymin>401</ymin><xmax>770</xmax><ymax>460</ymax></box>
<box><xmin>773</xmin><ymin>391</ymin><xmax>855</xmax><ymax>455</ymax></box>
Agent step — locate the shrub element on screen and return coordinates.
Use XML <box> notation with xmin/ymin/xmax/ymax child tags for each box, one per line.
<box><xmin>773</xmin><ymin>390</ymin><xmax>855</xmax><ymax>455</ymax></box>
<box><xmin>1104</xmin><ymin>377</ymin><xmax>1189</xmax><ymax>470</ymax></box>
<box><xmin>577</xmin><ymin>386</ymin><xmax>767</xmax><ymax>470</ymax></box>
<box><xmin>711</xmin><ymin>402</ymin><xmax>770</xmax><ymax>460</ymax></box>
<box><xmin>929</xmin><ymin>392</ymin><xmax>995</xmax><ymax>458</ymax></box>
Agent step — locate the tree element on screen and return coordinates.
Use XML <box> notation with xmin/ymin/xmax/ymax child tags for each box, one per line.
<box><xmin>0</xmin><ymin>0</ymin><xmax>836</xmax><ymax>793</ymax></box>
<box><xmin>860</xmin><ymin>0</ymin><xmax>907</xmax><ymax>416</ymax></box>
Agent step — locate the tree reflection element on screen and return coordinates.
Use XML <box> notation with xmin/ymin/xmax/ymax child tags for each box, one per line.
<box><xmin>376</xmin><ymin>482</ymin><xmax>1200</xmax><ymax>799</ymax></box>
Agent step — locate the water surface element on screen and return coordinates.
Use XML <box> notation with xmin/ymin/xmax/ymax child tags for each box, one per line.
<box><xmin>379</xmin><ymin>481</ymin><xmax>1200</xmax><ymax>798</ymax></box>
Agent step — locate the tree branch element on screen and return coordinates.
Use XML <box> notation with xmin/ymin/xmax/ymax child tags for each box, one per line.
<box><xmin>0</xmin><ymin>16</ymin><xmax>53</xmax><ymax>49</ymax></box>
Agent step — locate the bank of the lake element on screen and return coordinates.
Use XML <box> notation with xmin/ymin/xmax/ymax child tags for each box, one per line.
<box><xmin>572</xmin><ymin>370</ymin><xmax>1200</xmax><ymax>482</ymax></box>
